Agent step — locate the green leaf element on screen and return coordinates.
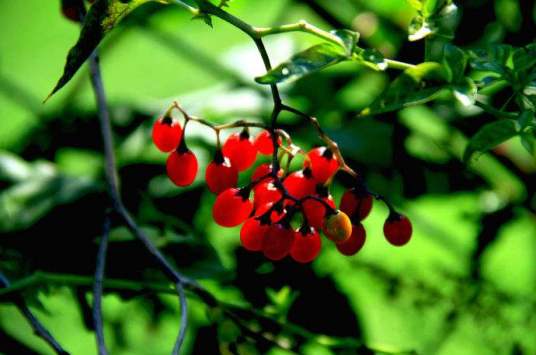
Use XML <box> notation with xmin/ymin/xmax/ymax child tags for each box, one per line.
<box><xmin>520</xmin><ymin>133</ymin><xmax>535</xmax><ymax>156</ymax></box>
<box><xmin>255</xmin><ymin>43</ymin><xmax>347</xmax><ymax>85</ymax></box>
<box><xmin>361</xmin><ymin>62</ymin><xmax>448</xmax><ymax>116</ymax></box>
<box><xmin>355</xmin><ymin>48</ymin><xmax>388</xmax><ymax>71</ymax></box>
<box><xmin>46</xmin><ymin>0</ymin><xmax>178</xmax><ymax>101</ymax></box>
<box><xmin>469</xmin><ymin>45</ymin><xmax>513</xmax><ymax>78</ymax></box>
<box><xmin>408</xmin><ymin>15</ymin><xmax>433</xmax><ymax>41</ymax></box>
<box><xmin>406</xmin><ymin>0</ymin><xmax>423</xmax><ymax>10</ymax></box>
<box><xmin>423</xmin><ymin>0</ymin><xmax>447</xmax><ymax>17</ymax></box>
<box><xmin>463</xmin><ymin>119</ymin><xmax>519</xmax><ymax>163</ymax></box>
<box><xmin>442</xmin><ymin>44</ymin><xmax>466</xmax><ymax>83</ymax></box>
<box><xmin>452</xmin><ymin>78</ymin><xmax>477</xmax><ymax>106</ymax></box>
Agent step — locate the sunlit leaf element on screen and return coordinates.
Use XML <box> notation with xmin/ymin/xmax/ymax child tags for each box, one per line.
<box><xmin>463</xmin><ymin>119</ymin><xmax>519</xmax><ymax>163</ymax></box>
<box><xmin>255</xmin><ymin>43</ymin><xmax>347</xmax><ymax>85</ymax></box>
<box><xmin>46</xmin><ymin>0</ymin><xmax>186</xmax><ymax>100</ymax></box>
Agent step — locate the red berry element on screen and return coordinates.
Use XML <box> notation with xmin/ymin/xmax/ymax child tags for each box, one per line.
<box><xmin>254</xmin><ymin>202</ymin><xmax>286</xmax><ymax>223</ymax></box>
<box><xmin>383</xmin><ymin>214</ymin><xmax>412</xmax><ymax>246</ymax></box>
<box><xmin>290</xmin><ymin>227</ymin><xmax>322</xmax><ymax>263</ymax></box>
<box><xmin>222</xmin><ymin>131</ymin><xmax>257</xmax><ymax>171</ymax></box>
<box><xmin>166</xmin><ymin>149</ymin><xmax>198</xmax><ymax>187</ymax></box>
<box><xmin>322</xmin><ymin>210</ymin><xmax>352</xmax><ymax>243</ymax></box>
<box><xmin>340</xmin><ymin>188</ymin><xmax>373</xmax><ymax>222</ymax></box>
<box><xmin>212</xmin><ymin>188</ymin><xmax>253</xmax><ymax>227</ymax></box>
<box><xmin>254</xmin><ymin>130</ymin><xmax>281</xmax><ymax>155</ymax></box>
<box><xmin>205</xmin><ymin>150</ymin><xmax>238</xmax><ymax>194</ymax></box>
<box><xmin>240</xmin><ymin>218</ymin><xmax>270</xmax><ymax>251</ymax></box>
<box><xmin>306</xmin><ymin>147</ymin><xmax>339</xmax><ymax>184</ymax></box>
<box><xmin>152</xmin><ymin>116</ymin><xmax>183</xmax><ymax>153</ymax></box>
<box><xmin>302</xmin><ymin>195</ymin><xmax>335</xmax><ymax>230</ymax></box>
<box><xmin>253</xmin><ymin>181</ymin><xmax>282</xmax><ymax>209</ymax></box>
<box><xmin>336</xmin><ymin>223</ymin><xmax>366</xmax><ymax>256</ymax></box>
<box><xmin>262</xmin><ymin>223</ymin><xmax>295</xmax><ymax>261</ymax></box>
<box><xmin>251</xmin><ymin>163</ymin><xmax>283</xmax><ymax>183</ymax></box>
<box><xmin>283</xmin><ymin>168</ymin><xmax>316</xmax><ymax>200</ymax></box>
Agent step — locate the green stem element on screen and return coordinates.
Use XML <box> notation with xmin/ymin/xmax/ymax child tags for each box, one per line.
<box><xmin>474</xmin><ymin>101</ymin><xmax>518</xmax><ymax>119</ymax></box>
<box><xmin>255</xmin><ymin>20</ymin><xmax>345</xmax><ymax>47</ymax></box>
<box><xmin>385</xmin><ymin>59</ymin><xmax>415</xmax><ymax>70</ymax></box>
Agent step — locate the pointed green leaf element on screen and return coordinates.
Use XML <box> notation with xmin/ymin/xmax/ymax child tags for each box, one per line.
<box><xmin>46</xmin><ymin>0</ymin><xmax>183</xmax><ymax>101</ymax></box>
<box><xmin>452</xmin><ymin>78</ymin><xmax>477</xmax><ymax>106</ymax></box>
<box><xmin>255</xmin><ymin>43</ymin><xmax>347</xmax><ymax>85</ymax></box>
<box><xmin>361</xmin><ymin>62</ymin><xmax>448</xmax><ymax>116</ymax></box>
<box><xmin>520</xmin><ymin>133</ymin><xmax>535</xmax><ymax>156</ymax></box>
<box><xmin>463</xmin><ymin>119</ymin><xmax>519</xmax><ymax>163</ymax></box>
<box><xmin>442</xmin><ymin>44</ymin><xmax>466</xmax><ymax>82</ymax></box>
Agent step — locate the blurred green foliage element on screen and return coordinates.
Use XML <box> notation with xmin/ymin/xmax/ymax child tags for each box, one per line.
<box><xmin>1</xmin><ymin>0</ymin><xmax>536</xmax><ymax>354</ymax></box>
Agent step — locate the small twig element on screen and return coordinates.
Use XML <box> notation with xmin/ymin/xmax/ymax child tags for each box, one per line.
<box><xmin>172</xmin><ymin>282</ymin><xmax>188</xmax><ymax>355</ymax></box>
<box><xmin>0</xmin><ymin>272</ymin><xmax>70</xmax><ymax>355</ymax></box>
<box><xmin>92</xmin><ymin>215</ymin><xmax>111</xmax><ymax>355</ymax></box>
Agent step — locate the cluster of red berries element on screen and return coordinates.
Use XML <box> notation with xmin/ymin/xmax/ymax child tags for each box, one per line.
<box><xmin>152</xmin><ymin>113</ymin><xmax>412</xmax><ymax>264</ymax></box>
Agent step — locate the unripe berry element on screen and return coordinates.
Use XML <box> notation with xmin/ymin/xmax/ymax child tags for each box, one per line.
<box><xmin>340</xmin><ymin>188</ymin><xmax>373</xmax><ymax>222</ymax></box>
<box><xmin>336</xmin><ymin>223</ymin><xmax>366</xmax><ymax>256</ymax></box>
<box><xmin>306</xmin><ymin>147</ymin><xmax>339</xmax><ymax>184</ymax></box>
<box><xmin>240</xmin><ymin>218</ymin><xmax>270</xmax><ymax>251</ymax></box>
<box><xmin>222</xmin><ymin>130</ymin><xmax>257</xmax><ymax>171</ymax></box>
<box><xmin>166</xmin><ymin>149</ymin><xmax>198</xmax><ymax>187</ymax></box>
<box><xmin>322</xmin><ymin>210</ymin><xmax>352</xmax><ymax>243</ymax></box>
<box><xmin>290</xmin><ymin>227</ymin><xmax>322</xmax><ymax>263</ymax></box>
<box><xmin>212</xmin><ymin>188</ymin><xmax>253</xmax><ymax>227</ymax></box>
<box><xmin>205</xmin><ymin>150</ymin><xmax>238</xmax><ymax>194</ymax></box>
<box><xmin>302</xmin><ymin>193</ymin><xmax>335</xmax><ymax>230</ymax></box>
<box><xmin>152</xmin><ymin>116</ymin><xmax>183</xmax><ymax>153</ymax></box>
<box><xmin>262</xmin><ymin>223</ymin><xmax>295</xmax><ymax>261</ymax></box>
<box><xmin>283</xmin><ymin>168</ymin><xmax>316</xmax><ymax>200</ymax></box>
<box><xmin>254</xmin><ymin>130</ymin><xmax>281</xmax><ymax>155</ymax></box>
<box><xmin>383</xmin><ymin>213</ymin><xmax>412</xmax><ymax>246</ymax></box>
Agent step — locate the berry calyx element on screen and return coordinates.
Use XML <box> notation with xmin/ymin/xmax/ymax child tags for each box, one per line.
<box><xmin>383</xmin><ymin>213</ymin><xmax>412</xmax><ymax>246</ymax></box>
<box><xmin>222</xmin><ymin>129</ymin><xmax>257</xmax><ymax>171</ymax></box>
<box><xmin>152</xmin><ymin>116</ymin><xmax>183</xmax><ymax>153</ymax></box>
<box><xmin>306</xmin><ymin>147</ymin><xmax>339</xmax><ymax>184</ymax></box>
<box><xmin>240</xmin><ymin>217</ymin><xmax>270</xmax><ymax>251</ymax></box>
<box><xmin>254</xmin><ymin>130</ymin><xmax>281</xmax><ymax>155</ymax></box>
<box><xmin>290</xmin><ymin>226</ymin><xmax>322</xmax><ymax>263</ymax></box>
<box><xmin>262</xmin><ymin>223</ymin><xmax>295</xmax><ymax>261</ymax></box>
<box><xmin>340</xmin><ymin>188</ymin><xmax>373</xmax><ymax>222</ymax></box>
<box><xmin>336</xmin><ymin>223</ymin><xmax>366</xmax><ymax>256</ymax></box>
<box><xmin>205</xmin><ymin>149</ymin><xmax>238</xmax><ymax>194</ymax></box>
<box><xmin>166</xmin><ymin>147</ymin><xmax>198</xmax><ymax>187</ymax></box>
<box><xmin>302</xmin><ymin>192</ymin><xmax>335</xmax><ymax>230</ymax></box>
<box><xmin>212</xmin><ymin>187</ymin><xmax>253</xmax><ymax>227</ymax></box>
<box><xmin>322</xmin><ymin>210</ymin><xmax>352</xmax><ymax>243</ymax></box>
<box><xmin>283</xmin><ymin>168</ymin><xmax>316</xmax><ymax>200</ymax></box>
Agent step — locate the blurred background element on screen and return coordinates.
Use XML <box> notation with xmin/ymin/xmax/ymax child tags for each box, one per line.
<box><xmin>1</xmin><ymin>0</ymin><xmax>535</xmax><ymax>354</ymax></box>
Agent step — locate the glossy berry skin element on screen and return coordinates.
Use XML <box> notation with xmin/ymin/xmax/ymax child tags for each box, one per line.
<box><xmin>262</xmin><ymin>224</ymin><xmax>295</xmax><ymax>261</ymax></box>
<box><xmin>283</xmin><ymin>169</ymin><xmax>316</xmax><ymax>200</ymax></box>
<box><xmin>322</xmin><ymin>210</ymin><xmax>352</xmax><ymax>243</ymax></box>
<box><xmin>307</xmin><ymin>147</ymin><xmax>339</xmax><ymax>184</ymax></box>
<box><xmin>222</xmin><ymin>131</ymin><xmax>257</xmax><ymax>171</ymax></box>
<box><xmin>251</xmin><ymin>163</ymin><xmax>283</xmax><ymax>183</ymax></box>
<box><xmin>340</xmin><ymin>188</ymin><xmax>373</xmax><ymax>222</ymax></box>
<box><xmin>253</xmin><ymin>182</ymin><xmax>282</xmax><ymax>209</ymax></box>
<box><xmin>336</xmin><ymin>223</ymin><xmax>366</xmax><ymax>256</ymax></box>
<box><xmin>240</xmin><ymin>218</ymin><xmax>270</xmax><ymax>251</ymax></box>
<box><xmin>383</xmin><ymin>214</ymin><xmax>412</xmax><ymax>246</ymax></box>
<box><xmin>290</xmin><ymin>227</ymin><xmax>322</xmax><ymax>263</ymax></box>
<box><xmin>205</xmin><ymin>151</ymin><xmax>238</xmax><ymax>194</ymax></box>
<box><xmin>152</xmin><ymin>116</ymin><xmax>183</xmax><ymax>153</ymax></box>
<box><xmin>254</xmin><ymin>130</ymin><xmax>281</xmax><ymax>155</ymax></box>
<box><xmin>254</xmin><ymin>202</ymin><xmax>286</xmax><ymax>223</ymax></box>
<box><xmin>302</xmin><ymin>195</ymin><xmax>335</xmax><ymax>230</ymax></box>
<box><xmin>166</xmin><ymin>149</ymin><xmax>198</xmax><ymax>187</ymax></box>
<box><xmin>212</xmin><ymin>188</ymin><xmax>253</xmax><ymax>227</ymax></box>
